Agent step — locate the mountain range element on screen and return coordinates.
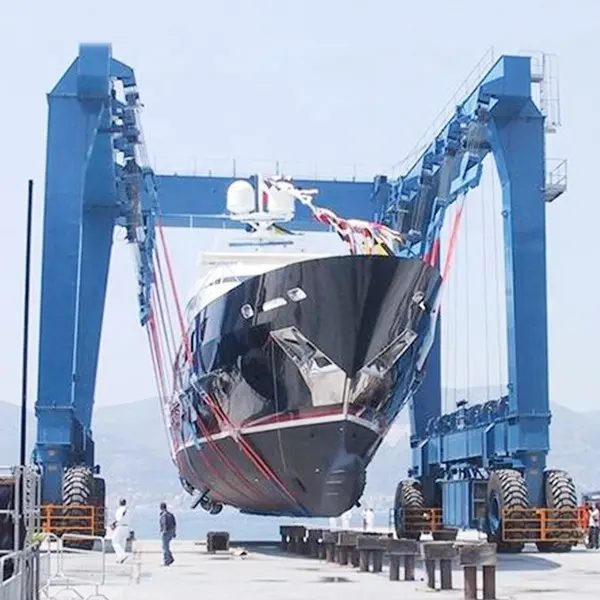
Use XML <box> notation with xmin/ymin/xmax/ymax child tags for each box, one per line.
<box><xmin>1</xmin><ymin>389</ymin><xmax>598</xmax><ymax>511</ymax></box>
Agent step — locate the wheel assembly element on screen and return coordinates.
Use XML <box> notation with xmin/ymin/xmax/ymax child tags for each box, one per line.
<box><xmin>536</xmin><ymin>469</ymin><xmax>578</xmax><ymax>553</ymax></box>
<box><xmin>486</xmin><ymin>469</ymin><xmax>529</xmax><ymax>553</ymax></box>
<box><xmin>62</xmin><ymin>466</ymin><xmax>96</xmax><ymax>550</ymax></box>
<box><xmin>63</xmin><ymin>466</ymin><xmax>94</xmax><ymax>506</ymax></box>
<box><xmin>92</xmin><ymin>476</ymin><xmax>106</xmax><ymax>538</ymax></box>
<box><xmin>394</xmin><ymin>479</ymin><xmax>426</xmax><ymax>540</ymax></box>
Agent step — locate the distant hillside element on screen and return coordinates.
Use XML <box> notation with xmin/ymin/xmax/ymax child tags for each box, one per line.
<box><xmin>1</xmin><ymin>391</ymin><xmax>598</xmax><ymax>510</ymax></box>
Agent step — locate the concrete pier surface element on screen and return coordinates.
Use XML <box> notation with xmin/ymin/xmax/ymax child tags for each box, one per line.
<box><xmin>40</xmin><ymin>539</ymin><xmax>600</xmax><ymax>600</ymax></box>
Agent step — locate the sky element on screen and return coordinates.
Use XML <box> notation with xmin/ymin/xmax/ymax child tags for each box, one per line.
<box><xmin>0</xmin><ymin>0</ymin><xmax>599</xmax><ymax>414</ymax></box>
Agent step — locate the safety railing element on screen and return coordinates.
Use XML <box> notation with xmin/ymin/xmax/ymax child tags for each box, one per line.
<box><xmin>398</xmin><ymin>507</ymin><xmax>443</xmax><ymax>535</ymax></box>
<box><xmin>39</xmin><ymin>532</ymin><xmax>109</xmax><ymax>600</ymax></box>
<box><xmin>41</xmin><ymin>505</ymin><xmax>105</xmax><ymax>538</ymax></box>
<box><xmin>0</xmin><ymin>465</ymin><xmax>42</xmax><ymax>553</ymax></box>
<box><xmin>0</xmin><ymin>546</ymin><xmax>41</xmax><ymax>600</ymax></box>
<box><xmin>501</xmin><ymin>507</ymin><xmax>584</xmax><ymax>543</ymax></box>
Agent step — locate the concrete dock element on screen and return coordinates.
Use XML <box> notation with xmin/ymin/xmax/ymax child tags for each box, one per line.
<box><xmin>38</xmin><ymin>538</ymin><xmax>600</xmax><ymax>600</ymax></box>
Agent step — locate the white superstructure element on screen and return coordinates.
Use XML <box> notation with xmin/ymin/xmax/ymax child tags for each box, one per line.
<box><xmin>184</xmin><ymin>250</ymin><xmax>333</xmax><ymax>322</ymax></box>
<box><xmin>183</xmin><ymin>176</ymin><xmax>345</xmax><ymax>323</ymax></box>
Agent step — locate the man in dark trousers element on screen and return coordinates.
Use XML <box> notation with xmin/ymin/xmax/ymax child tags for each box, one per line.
<box><xmin>159</xmin><ymin>502</ymin><xmax>177</xmax><ymax>566</ymax></box>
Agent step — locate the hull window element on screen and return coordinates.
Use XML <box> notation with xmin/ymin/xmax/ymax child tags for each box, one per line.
<box><xmin>287</xmin><ymin>287</ymin><xmax>307</xmax><ymax>302</ymax></box>
<box><xmin>262</xmin><ymin>297</ymin><xmax>287</xmax><ymax>312</ymax></box>
<box><xmin>240</xmin><ymin>304</ymin><xmax>254</xmax><ymax>319</ymax></box>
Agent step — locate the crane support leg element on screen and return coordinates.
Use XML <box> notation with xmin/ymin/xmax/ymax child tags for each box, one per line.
<box><xmin>35</xmin><ymin>45</ymin><xmax>118</xmax><ymax>504</ymax></box>
<box><xmin>409</xmin><ymin>308</ymin><xmax>442</xmax><ymax>504</ymax></box>
<box><xmin>386</xmin><ymin>55</ymin><xmax>574</xmax><ymax>549</ymax></box>
<box><xmin>491</xmin><ymin>104</ymin><xmax>550</xmax><ymax>505</ymax></box>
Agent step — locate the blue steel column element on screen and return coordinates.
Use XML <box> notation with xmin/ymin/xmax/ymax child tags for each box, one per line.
<box><xmin>409</xmin><ymin>317</ymin><xmax>442</xmax><ymax>505</ymax></box>
<box><xmin>488</xmin><ymin>60</ymin><xmax>550</xmax><ymax>506</ymax></box>
<box><xmin>35</xmin><ymin>45</ymin><xmax>113</xmax><ymax>503</ymax></box>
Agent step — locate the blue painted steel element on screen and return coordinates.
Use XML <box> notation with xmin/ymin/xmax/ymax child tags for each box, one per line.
<box><xmin>381</xmin><ymin>54</ymin><xmax>552</xmax><ymax>528</ymax></box>
<box><xmin>35</xmin><ymin>44</ymin><xmax>381</xmax><ymax>504</ymax></box>
<box><xmin>36</xmin><ymin>43</ymin><xmax>557</xmax><ymax>531</ymax></box>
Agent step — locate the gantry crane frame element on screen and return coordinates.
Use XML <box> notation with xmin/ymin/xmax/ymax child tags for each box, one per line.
<box><xmin>34</xmin><ymin>44</ymin><xmax>575</xmax><ymax>551</ymax></box>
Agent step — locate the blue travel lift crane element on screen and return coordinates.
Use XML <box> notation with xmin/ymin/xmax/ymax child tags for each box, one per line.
<box><xmin>35</xmin><ymin>44</ymin><xmax>575</xmax><ymax>551</ymax></box>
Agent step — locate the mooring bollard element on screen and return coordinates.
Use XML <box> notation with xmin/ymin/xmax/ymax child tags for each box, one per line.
<box><xmin>421</xmin><ymin>541</ymin><xmax>459</xmax><ymax>590</ymax></box>
<box><xmin>355</xmin><ymin>535</ymin><xmax>387</xmax><ymax>573</ymax></box>
<box><xmin>387</xmin><ymin>538</ymin><xmax>419</xmax><ymax>582</ymax></box>
<box><xmin>458</xmin><ymin>542</ymin><xmax>497</xmax><ymax>600</ymax></box>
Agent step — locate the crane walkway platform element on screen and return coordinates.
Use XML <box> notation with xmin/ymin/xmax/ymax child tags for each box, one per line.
<box><xmin>38</xmin><ymin>539</ymin><xmax>599</xmax><ymax>600</ymax></box>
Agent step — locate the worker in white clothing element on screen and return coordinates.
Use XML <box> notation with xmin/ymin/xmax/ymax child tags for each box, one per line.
<box><xmin>110</xmin><ymin>498</ymin><xmax>130</xmax><ymax>564</ymax></box>
<box><xmin>363</xmin><ymin>507</ymin><xmax>375</xmax><ymax>532</ymax></box>
<box><xmin>340</xmin><ymin>510</ymin><xmax>351</xmax><ymax>530</ymax></box>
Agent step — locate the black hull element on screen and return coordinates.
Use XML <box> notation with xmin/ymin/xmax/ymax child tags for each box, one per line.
<box><xmin>168</xmin><ymin>254</ymin><xmax>441</xmax><ymax>517</ymax></box>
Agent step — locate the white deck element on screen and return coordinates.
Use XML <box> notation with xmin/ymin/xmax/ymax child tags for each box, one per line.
<box><xmin>38</xmin><ymin>537</ymin><xmax>600</xmax><ymax>600</ymax></box>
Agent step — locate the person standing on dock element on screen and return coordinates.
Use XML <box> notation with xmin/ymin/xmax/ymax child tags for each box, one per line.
<box><xmin>159</xmin><ymin>502</ymin><xmax>177</xmax><ymax>566</ymax></box>
<box><xmin>588</xmin><ymin>502</ymin><xmax>600</xmax><ymax>549</ymax></box>
<box><xmin>111</xmin><ymin>498</ymin><xmax>130</xmax><ymax>564</ymax></box>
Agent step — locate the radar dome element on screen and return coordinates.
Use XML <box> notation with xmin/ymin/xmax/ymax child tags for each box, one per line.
<box><xmin>226</xmin><ymin>180</ymin><xmax>255</xmax><ymax>215</ymax></box>
<box><xmin>266</xmin><ymin>187</ymin><xmax>295</xmax><ymax>217</ymax></box>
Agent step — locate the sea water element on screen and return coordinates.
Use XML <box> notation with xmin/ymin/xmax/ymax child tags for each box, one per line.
<box><xmin>128</xmin><ymin>506</ymin><xmax>392</xmax><ymax>540</ymax></box>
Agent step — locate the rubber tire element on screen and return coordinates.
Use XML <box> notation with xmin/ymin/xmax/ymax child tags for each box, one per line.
<box><xmin>486</xmin><ymin>469</ymin><xmax>528</xmax><ymax>553</ymax></box>
<box><xmin>536</xmin><ymin>470</ymin><xmax>577</xmax><ymax>553</ymax></box>
<box><xmin>63</xmin><ymin>466</ymin><xmax>94</xmax><ymax>506</ymax></box>
<box><xmin>62</xmin><ymin>467</ymin><xmax>95</xmax><ymax>550</ymax></box>
<box><xmin>92</xmin><ymin>477</ymin><xmax>107</xmax><ymax>538</ymax></box>
<box><xmin>394</xmin><ymin>479</ymin><xmax>425</xmax><ymax>540</ymax></box>
<box><xmin>209</xmin><ymin>502</ymin><xmax>223</xmax><ymax>515</ymax></box>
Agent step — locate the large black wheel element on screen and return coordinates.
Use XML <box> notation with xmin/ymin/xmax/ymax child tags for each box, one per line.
<box><xmin>92</xmin><ymin>477</ymin><xmax>107</xmax><ymax>538</ymax></box>
<box><xmin>63</xmin><ymin>467</ymin><xmax>94</xmax><ymax>506</ymax></box>
<box><xmin>536</xmin><ymin>470</ymin><xmax>578</xmax><ymax>553</ymax></box>
<box><xmin>394</xmin><ymin>479</ymin><xmax>425</xmax><ymax>540</ymax></box>
<box><xmin>486</xmin><ymin>469</ymin><xmax>529</xmax><ymax>553</ymax></box>
<box><xmin>62</xmin><ymin>467</ymin><xmax>95</xmax><ymax>550</ymax></box>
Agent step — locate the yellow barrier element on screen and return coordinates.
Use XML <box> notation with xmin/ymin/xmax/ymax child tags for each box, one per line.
<box><xmin>501</xmin><ymin>507</ymin><xmax>584</xmax><ymax>543</ymax></box>
<box><xmin>41</xmin><ymin>505</ymin><xmax>105</xmax><ymax>538</ymax></box>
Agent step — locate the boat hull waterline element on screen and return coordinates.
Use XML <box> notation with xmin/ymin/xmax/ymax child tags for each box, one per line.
<box><xmin>167</xmin><ymin>254</ymin><xmax>442</xmax><ymax>517</ymax></box>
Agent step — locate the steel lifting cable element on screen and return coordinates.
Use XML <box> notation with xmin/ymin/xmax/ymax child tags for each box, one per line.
<box><xmin>153</xmin><ymin>248</ymin><xmax>179</xmax><ymax>367</ymax></box>
<box><xmin>149</xmin><ymin>249</ymin><xmax>268</xmax><ymax>506</ymax></box>
<box><xmin>490</xmin><ymin>174</ymin><xmax>505</xmax><ymax>393</ymax></box>
<box><xmin>146</xmin><ymin>249</ymin><xmax>244</xmax><ymax>498</ymax></box>
<box><xmin>464</xmin><ymin>198</ymin><xmax>471</xmax><ymax>403</ymax></box>
<box><xmin>441</xmin><ymin>197</ymin><xmax>467</xmax><ymax>410</ymax></box>
<box><xmin>150</xmin><ymin>235</ymin><xmax>277</xmax><ymax>506</ymax></box>
<box><xmin>480</xmin><ymin>172</ymin><xmax>492</xmax><ymax>401</ymax></box>
<box><xmin>152</xmin><ymin>220</ymin><xmax>303</xmax><ymax>511</ymax></box>
<box><xmin>154</xmin><ymin>217</ymin><xmax>305</xmax><ymax>512</ymax></box>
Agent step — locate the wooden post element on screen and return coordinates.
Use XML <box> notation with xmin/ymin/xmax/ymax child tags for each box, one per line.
<box><xmin>440</xmin><ymin>558</ymin><xmax>453</xmax><ymax>590</ymax></box>
<box><xmin>356</xmin><ymin>534</ymin><xmax>389</xmax><ymax>574</ymax></box>
<box><xmin>358</xmin><ymin>550</ymin><xmax>370</xmax><ymax>572</ymax></box>
<box><xmin>458</xmin><ymin>542</ymin><xmax>497</xmax><ymax>600</ymax></box>
<box><xmin>336</xmin><ymin>531</ymin><xmax>358</xmax><ymax>567</ymax></box>
<box><xmin>372</xmin><ymin>551</ymin><xmax>383</xmax><ymax>573</ymax></box>
<box><xmin>386</xmin><ymin>539</ymin><xmax>420</xmax><ymax>583</ymax></box>
<box><xmin>421</xmin><ymin>541</ymin><xmax>459</xmax><ymax>591</ymax></box>
<box><xmin>464</xmin><ymin>566</ymin><xmax>477</xmax><ymax>600</ymax></box>
<box><xmin>404</xmin><ymin>554</ymin><xmax>416</xmax><ymax>581</ymax></box>
<box><xmin>323</xmin><ymin>531</ymin><xmax>337</xmax><ymax>562</ymax></box>
<box><xmin>307</xmin><ymin>529</ymin><xmax>323</xmax><ymax>558</ymax></box>
<box><xmin>389</xmin><ymin>555</ymin><xmax>400</xmax><ymax>581</ymax></box>
<box><xmin>279</xmin><ymin>526</ymin><xmax>289</xmax><ymax>552</ymax></box>
<box><xmin>482</xmin><ymin>565</ymin><xmax>497</xmax><ymax>600</ymax></box>
<box><xmin>425</xmin><ymin>559</ymin><xmax>436</xmax><ymax>589</ymax></box>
